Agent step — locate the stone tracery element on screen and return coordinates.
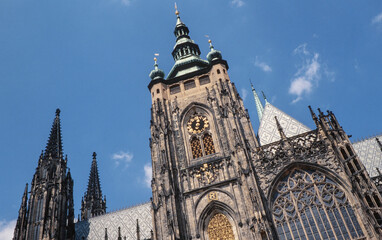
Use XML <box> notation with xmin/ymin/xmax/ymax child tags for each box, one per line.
<box><xmin>271</xmin><ymin>169</ymin><xmax>365</xmax><ymax>240</ymax></box>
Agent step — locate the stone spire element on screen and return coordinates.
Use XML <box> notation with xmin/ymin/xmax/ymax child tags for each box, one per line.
<box><xmin>44</xmin><ymin>108</ymin><xmax>63</xmax><ymax>159</ymax></box>
<box><xmin>81</xmin><ymin>152</ymin><xmax>106</xmax><ymax>220</ymax></box>
<box><xmin>13</xmin><ymin>184</ymin><xmax>28</xmax><ymax>240</ymax></box>
<box><xmin>251</xmin><ymin>82</ymin><xmax>264</xmax><ymax>122</ymax></box>
<box><xmin>14</xmin><ymin>109</ymin><xmax>74</xmax><ymax>240</ymax></box>
<box><xmin>274</xmin><ymin>116</ymin><xmax>287</xmax><ymax>140</ymax></box>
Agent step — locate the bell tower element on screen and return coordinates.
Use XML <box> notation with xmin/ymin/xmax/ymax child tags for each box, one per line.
<box><xmin>148</xmin><ymin>9</ymin><xmax>275</xmax><ymax>240</ymax></box>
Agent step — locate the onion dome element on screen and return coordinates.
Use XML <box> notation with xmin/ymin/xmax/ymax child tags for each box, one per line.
<box><xmin>206</xmin><ymin>39</ymin><xmax>222</xmax><ymax>62</ymax></box>
<box><xmin>149</xmin><ymin>57</ymin><xmax>165</xmax><ymax>80</ymax></box>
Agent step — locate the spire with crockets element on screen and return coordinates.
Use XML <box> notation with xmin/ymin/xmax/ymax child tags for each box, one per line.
<box><xmin>13</xmin><ymin>109</ymin><xmax>74</xmax><ymax>240</ymax></box>
<box><xmin>81</xmin><ymin>152</ymin><xmax>106</xmax><ymax>220</ymax></box>
<box><xmin>44</xmin><ymin>108</ymin><xmax>63</xmax><ymax>159</ymax></box>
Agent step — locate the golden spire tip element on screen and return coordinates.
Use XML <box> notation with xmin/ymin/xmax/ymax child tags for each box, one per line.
<box><xmin>175</xmin><ymin>2</ymin><xmax>179</xmax><ymax>16</ymax></box>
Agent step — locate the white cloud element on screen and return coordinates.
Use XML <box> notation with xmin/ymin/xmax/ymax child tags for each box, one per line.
<box><xmin>0</xmin><ymin>219</ymin><xmax>16</xmax><ymax>240</ymax></box>
<box><xmin>254</xmin><ymin>57</ymin><xmax>272</xmax><ymax>72</ymax></box>
<box><xmin>112</xmin><ymin>151</ymin><xmax>133</xmax><ymax>168</ymax></box>
<box><xmin>231</xmin><ymin>0</ymin><xmax>244</xmax><ymax>7</ymax></box>
<box><xmin>241</xmin><ymin>88</ymin><xmax>248</xmax><ymax>101</ymax></box>
<box><xmin>372</xmin><ymin>12</ymin><xmax>382</xmax><ymax>24</ymax></box>
<box><xmin>120</xmin><ymin>0</ymin><xmax>132</xmax><ymax>6</ymax></box>
<box><xmin>289</xmin><ymin>44</ymin><xmax>322</xmax><ymax>103</ymax></box>
<box><xmin>144</xmin><ymin>163</ymin><xmax>152</xmax><ymax>188</ymax></box>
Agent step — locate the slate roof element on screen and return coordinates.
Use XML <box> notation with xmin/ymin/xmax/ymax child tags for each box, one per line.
<box><xmin>75</xmin><ymin>202</ymin><xmax>152</xmax><ymax>240</ymax></box>
<box><xmin>258</xmin><ymin>103</ymin><xmax>311</xmax><ymax>146</ymax></box>
<box><xmin>353</xmin><ymin>134</ymin><xmax>382</xmax><ymax>177</ymax></box>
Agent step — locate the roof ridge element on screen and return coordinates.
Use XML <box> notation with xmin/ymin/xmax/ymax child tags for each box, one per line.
<box><xmin>352</xmin><ymin>132</ymin><xmax>382</xmax><ymax>143</ymax></box>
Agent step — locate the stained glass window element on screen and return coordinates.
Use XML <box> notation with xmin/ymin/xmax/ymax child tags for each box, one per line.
<box><xmin>203</xmin><ymin>134</ymin><xmax>216</xmax><ymax>156</ymax></box>
<box><xmin>207</xmin><ymin>213</ymin><xmax>235</xmax><ymax>240</ymax></box>
<box><xmin>272</xmin><ymin>169</ymin><xmax>364</xmax><ymax>240</ymax></box>
<box><xmin>191</xmin><ymin>137</ymin><xmax>203</xmax><ymax>159</ymax></box>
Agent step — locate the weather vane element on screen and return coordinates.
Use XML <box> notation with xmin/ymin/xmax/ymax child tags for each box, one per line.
<box><xmin>205</xmin><ymin>35</ymin><xmax>213</xmax><ymax>47</ymax></box>
<box><xmin>154</xmin><ymin>53</ymin><xmax>159</xmax><ymax>64</ymax></box>
<box><xmin>175</xmin><ymin>2</ymin><xmax>179</xmax><ymax>16</ymax></box>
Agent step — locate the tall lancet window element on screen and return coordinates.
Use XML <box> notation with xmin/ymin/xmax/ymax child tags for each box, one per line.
<box><xmin>271</xmin><ymin>169</ymin><xmax>364</xmax><ymax>240</ymax></box>
<box><xmin>191</xmin><ymin>137</ymin><xmax>203</xmax><ymax>159</ymax></box>
<box><xmin>203</xmin><ymin>134</ymin><xmax>215</xmax><ymax>155</ymax></box>
<box><xmin>187</xmin><ymin>115</ymin><xmax>216</xmax><ymax>159</ymax></box>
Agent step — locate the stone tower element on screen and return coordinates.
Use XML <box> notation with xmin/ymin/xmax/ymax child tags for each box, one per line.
<box><xmin>148</xmin><ymin>10</ymin><xmax>274</xmax><ymax>239</ymax></box>
<box><xmin>13</xmin><ymin>109</ymin><xmax>75</xmax><ymax>240</ymax></box>
<box><xmin>148</xmin><ymin>9</ymin><xmax>382</xmax><ymax>240</ymax></box>
<box><xmin>81</xmin><ymin>152</ymin><xmax>107</xmax><ymax>220</ymax></box>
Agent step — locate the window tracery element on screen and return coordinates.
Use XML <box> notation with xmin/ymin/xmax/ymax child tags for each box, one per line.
<box><xmin>272</xmin><ymin>169</ymin><xmax>364</xmax><ymax>240</ymax></box>
<box><xmin>187</xmin><ymin>114</ymin><xmax>216</xmax><ymax>159</ymax></box>
<box><xmin>207</xmin><ymin>213</ymin><xmax>235</xmax><ymax>240</ymax></box>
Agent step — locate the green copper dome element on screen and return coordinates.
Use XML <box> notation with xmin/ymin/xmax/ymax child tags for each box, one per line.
<box><xmin>206</xmin><ymin>42</ymin><xmax>222</xmax><ymax>62</ymax></box>
<box><xmin>149</xmin><ymin>61</ymin><xmax>165</xmax><ymax>80</ymax></box>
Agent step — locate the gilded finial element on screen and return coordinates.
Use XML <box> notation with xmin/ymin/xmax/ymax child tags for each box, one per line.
<box><xmin>154</xmin><ymin>53</ymin><xmax>159</xmax><ymax>65</ymax></box>
<box><xmin>175</xmin><ymin>2</ymin><xmax>179</xmax><ymax>16</ymax></box>
<box><xmin>205</xmin><ymin>35</ymin><xmax>213</xmax><ymax>48</ymax></box>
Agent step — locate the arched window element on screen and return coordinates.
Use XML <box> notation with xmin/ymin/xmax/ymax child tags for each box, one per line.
<box><xmin>203</xmin><ymin>134</ymin><xmax>215</xmax><ymax>156</ymax></box>
<box><xmin>271</xmin><ymin>169</ymin><xmax>364</xmax><ymax>240</ymax></box>
<box><xmin>191</xmin><ymin>137</ymin><xmax>203</xmax><ymax>159</ymax></box>
<box><xmin>187</xmin><ymin>114</ymin><xmax>216</xmax><ymax>159</ymax></box>
<box><xmin>207</xmin><ymin>213</ymin><xmax>235</xmax><ymax>240</ymax></box>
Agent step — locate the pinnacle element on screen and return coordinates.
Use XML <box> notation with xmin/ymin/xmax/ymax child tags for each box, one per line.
<box><xmin>44</xmin><ymin>109</ymin><xmax>63</xmax><ymax>159</ymax></box>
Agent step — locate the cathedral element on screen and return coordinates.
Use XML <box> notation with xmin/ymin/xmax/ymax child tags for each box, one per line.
<box><xmin>13</xmin><ymin>9</ymin><xmax>382</xmax><ymax>240</ymax></box>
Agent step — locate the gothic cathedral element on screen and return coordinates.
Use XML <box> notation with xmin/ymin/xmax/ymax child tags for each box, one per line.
<box><xmin>13</xmin><ymin>9</ymin><xmax>382</xmax><ymax>240</ymax></box>
<box><xmin>148</xmin><ymin>10</ymin><xmax>382</xmax><ymax>240</ymax></box>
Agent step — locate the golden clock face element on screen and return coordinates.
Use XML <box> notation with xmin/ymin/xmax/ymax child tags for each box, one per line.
<box><xmin>187</xmin><ymin>116</ymin><xmax>209</xmax><ymax>134</ymax></box>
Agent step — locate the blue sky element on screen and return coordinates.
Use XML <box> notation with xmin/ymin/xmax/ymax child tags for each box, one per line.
<box><xmin>0</xmin><ymin>0</ymin><xmax>381</xmax><ymax>238</ymax></box>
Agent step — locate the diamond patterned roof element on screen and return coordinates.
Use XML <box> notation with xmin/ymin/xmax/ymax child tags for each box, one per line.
<box><xmin>258</xmin><ymin>103</ymin><xmax>311</xmax><ymax>146</ymax></box>
<box><xmin>75</xmin><ymin>202</ymin><xmax>152</xmax><ymax>240</ymax></box>
<box><xmin>353</xmin><ymin>134</ymin><xmax>382</xmax><ymax>177</ymax></box>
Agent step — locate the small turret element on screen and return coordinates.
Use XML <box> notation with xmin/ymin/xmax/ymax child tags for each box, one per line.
<box><xmin>149</xmin><ymin>57</ymin><xmax>165</xmax><ymax>81</ymax></box>
<box><xmin>206</xmin><ymin>39</ymin><xmax>222</xmax><ymax>62</ymax></box>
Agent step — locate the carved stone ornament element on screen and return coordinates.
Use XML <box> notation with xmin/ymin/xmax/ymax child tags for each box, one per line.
<box><xmin>191</xmin><ymin>162</ymin><xmax>221</xmax><ymax>185</ymax></box>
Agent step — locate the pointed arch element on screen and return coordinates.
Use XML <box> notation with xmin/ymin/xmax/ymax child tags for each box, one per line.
<box><xmin>197</xmin><ymin>201</ymin><xmax>239</xmax><ymax>240</ymax></box>
<box><xmin>269</xmin><ymin>163</ymin><xmax>365</xmax><ymax>240</ymax></box>
<box><xmin>180</xmin><ymin>102</ymin><xmax>220</xmax><ymax>164</ymax></box>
